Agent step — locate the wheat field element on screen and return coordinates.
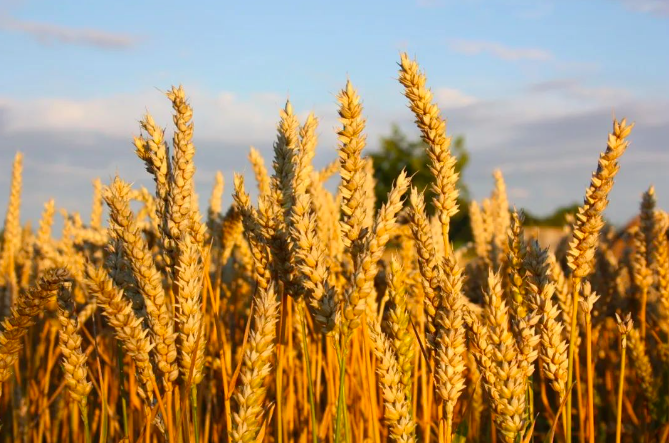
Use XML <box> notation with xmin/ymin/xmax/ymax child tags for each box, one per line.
<box><xmin>0</xmin><ymin>53</ymin><xmax>667</xmax><ymax>443</ymax></box>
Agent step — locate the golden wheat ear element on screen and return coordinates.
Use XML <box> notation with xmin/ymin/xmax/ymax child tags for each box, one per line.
<box><xmin>56</xmin><ymin>282</ymin><xmax>92</xmax><ymax>412</ymax></box>
<box><xmin>86</xmin><ymin>264</ymin><xmax>156</xmax><ymax>405</ymax></box>
<box><xmin>0</xmin><ymin>268</ymin><xmax>69</xmax><ymax>383</ymax></box>
<box><xmin>398</xmin><ymin>53</ymin><xmax>459</xmax><ymax>254</ymax></box>
<box><xmin>104</xmin><ymin>176</ymin><xmax>178</xmax><ymax>385</ymax></box>
<box><xmin>230</xmin><ymin>282</ymin><xmax>280</xmax><ymax>443</ymax></box>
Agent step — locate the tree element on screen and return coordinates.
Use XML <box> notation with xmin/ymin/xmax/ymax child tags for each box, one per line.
<box><xmin>369</xmin><ymin>124</ymin><xmax>472</xmax><ymax>244</ymax></box>
<box><xmin>522</xmin><ymin>203</ymin><xmax>580</xmax><ymax>227</ymax></box>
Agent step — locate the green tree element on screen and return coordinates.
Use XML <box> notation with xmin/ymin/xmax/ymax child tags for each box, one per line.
<box><xmin>522</xmin><ymin>203</ymin><xmax>580</xmax><ymax>227</ymax></box>
<box><xmin>370</xmin><ymin>124</ymin><xmax>472</xmax><ymax>244</ymax></box>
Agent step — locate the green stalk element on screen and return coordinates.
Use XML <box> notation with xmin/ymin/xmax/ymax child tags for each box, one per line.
<box><xmin>334</xmin><ymin>341</ymin><xmax>347</xmax><ymax>443</ymax></box>
<box><xmin>191</xmin><ymin>385</ymin><xmax>200</xmax><ymax>443</ymax></box>
<box><xmin>616</xmin><ymin>335</ymin><xmax>627</xmax><ymax>443</ymax></box>
<box><xmin>527</xmin><ymin>376</ymin><xmax>534</xmax><ymax>420</ymax></box>
<box><xmin>176</xmin><ymin>389</ymin><xmax>183</xmax><ymax>443</ymax></box>
<box><xmin>81</xmin><ymin>404</ymin><xmax>91</xmax><ymax>443</ymax></box>
<box><xmin>299</xmin><ymin>305</ymin><xmax>318</xmax><ymax>443</ymax></box>
<box><xmin>586</xmin><ymin>317</ymin><xmax>594</xmax><ymax>443</ymax></box>
<box><xmin>117</xmin><ymin>342</ymin><xmax>129</xmax><ymax>438</ymax></box>
<box><xmin>92</xmin><ymin>311</ymin><xmax>108</xmax><ymax>443</ymax></box>
<box><xmin>566</xmin><ymin>277</ymin><xmax>582</xmax><ymax>443</ymax></box>
<box><xmin>276</xmin><ymin>291</ymin><xmax>287</xmax><ymax>443</ymax></box>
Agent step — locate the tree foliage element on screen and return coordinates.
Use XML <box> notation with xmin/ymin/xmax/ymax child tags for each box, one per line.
<box><xmin>522</xmin><ymin>203</ymin><xmax>581</xmax><ymax>227</ymax></box>
<box><xmin>369</xmin><ymin>125</ymin><xmax>581</xmax><ymax>244</ymax></box>
<box><xmin>370</xmin><ymin>124</ymin><xmax>471</xmax><ymax>244</ymax></box>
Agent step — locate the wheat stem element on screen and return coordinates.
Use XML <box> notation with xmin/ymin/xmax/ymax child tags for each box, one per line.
<box><xmin>299</xmin><ymin>303</ymin><xmax>318</xmax><ymax>443</ymax></box>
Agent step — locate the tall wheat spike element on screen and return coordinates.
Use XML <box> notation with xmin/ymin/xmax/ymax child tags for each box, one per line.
<box><xmin>231</xmin><ymin>283</ymin><xmax>280</xmax><ymax>443</ymax></box>
<box><xmin>399</xmin><ymin>53</ymin><xmax>459</xmax><ymax>253</ymax></box>
<box><xmin>104</xmin><ymin>177</ymin><xmax>178</xmax><ymax>383</ymax></box>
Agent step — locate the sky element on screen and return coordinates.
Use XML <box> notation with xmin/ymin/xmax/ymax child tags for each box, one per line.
<box><xmin>0</xmin><ymin>0</ymin><xmax>668</xmax><ymax>228</ymax></box>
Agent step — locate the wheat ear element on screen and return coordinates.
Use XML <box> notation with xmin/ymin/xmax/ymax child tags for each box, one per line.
<box><xmin>0</xmin><ymin>268</ymin><xmax>68</xmax><ymax>382</ymax></box>
<box><xmin>56</xmin><ymin>283</ymin><xmax>92</xmax><ymax>413</ymax></box>
<box><xmin>37</xmin><ymin>199</ymin><xmax>56</xmax><ymax>245</ymax></box>
<box><xmin>407</xmin><ymin>187</ymin><xmax>441</xmax><ymax>349</ymax></box>
<box><xmin>342</xmin><ymin>171</ymin><xmax>410</xmax><ymax>334</ymax></box>
<box><xmin>248</xmin><ymin>147</ymin><xmax>271</xmax><ymax>199</ymax></box>
<box><xmin>567</xmin><ymin>118</ymin><xmax>633</xmax><ymax>278</ymax></box>
<box><xmin>231</xmin><ymin>283</ymin><xmax>280</xmax><ymax>443</ymax></box>
<box><xmin>86</xmin><ymin>264</ymin><xmax>155</xmax><ymax>403</ymax></box>
<box><xmin>175</xmin><ymin>234</ymin><xmax>207</xmax><ymax>385</ymax></box>
<box><xmin>104</xmin><ymin>177</ymin><xmax>178</xmax><ymax>383</ymax></box>
<box><xmin>166</xmin><ymin>85</ymin><xmax>206</xmax><ymax>246</ymax></box>
<box><xmin>383</xmin><ymin>255</ymin><xmax>415</xmax><ymax>398</ymax></box>
<box><xmin>398</xmin><ymin>53</ymin><xmax>459</xmax><ymax>254</ymax></box>
<box><xmin>368</xmin><ymin>317</ymin><xmax>417</xmax><ymax>443</ymax></box>
<box><xmin>434</xmin><ymin>256</ymin><xmax>468</xmax><ymax>431</ymax></box>
<box><xmin>337</xmin><ymin>80</ymin><xmax>369</xmax><ymax>257</ymax></box>
<box><xmin>0</xmin><ymin>152</ymin><xmax>23</xmax><ymax>288</ymax></box>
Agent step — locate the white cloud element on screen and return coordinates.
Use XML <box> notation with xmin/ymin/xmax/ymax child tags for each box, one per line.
<box><xmin>434</xmin><ymin>88</ymin><xmax>478</xmax><ymax>108</ymax></box>
<box><xmin>618</xmin><ymin>0</ymin><xmax>669</xmax><ymax>15</ymax></box>
<box><xmin>0</xmin><ymin>88</ymin><xmax>285</xmax><ymax>144</ymax></box>
<box><xmin>528</xmin><ymin>78</ymin><xmax>632</xmax><ymax>106</ymax></box>
<box><xmin>1</xmin><ymin>80</ymin><xmax>668</xmax><ymax>226</ymax></box>
<box><xmin>415</xmin><ymin>0</ymin><xmax>444</xmax><ymax>7</ymax></box>
<box><xmin>0</xmin><ymin>16</ymin><xmax>140</xmax><ymax>49</ymax></box>
<box><xmin>509</xmin><ymin>186</ymin><xmax>530</xmax><ymax>200</ymax></box>
<box><xmin>448</xmin><ymin>38</ymin><xmax>553</xmax><ymax>62</ymax></box>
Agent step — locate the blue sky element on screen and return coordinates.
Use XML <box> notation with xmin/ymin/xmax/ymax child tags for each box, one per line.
<box><xmin>1</xmin><ymin>0</ymin><xmax>668</xmax><ymax>226</ymax></box>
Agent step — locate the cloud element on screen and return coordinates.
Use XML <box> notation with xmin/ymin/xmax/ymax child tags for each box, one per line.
<box><xmin>528</xmin><ymin>78</ymin><xmax>632</xmax><ymax>104</ymax></box>
<box><xmin>434</xmin><ymin>88</ymin><xmax>478</xmax><ymax>108</ymax></box>
<box><xmin>508</xmin><ymin>186</ymin><xmax>530</xmax><ymax>200</ymax></box>
<box><xmin>0</xmin><ymin>16</ymin><xmax>140</xmax><ymax>49</ymax></box>
<box><xmin>448</xmin><ymin>39</ymin><xmax>553</xmax><ymax>62</ymax></box>
<box><xmin>1</xmin><ymin>79</ymin><xmax>668</xmax><ymax>226</ymax></box>
<box><xmin>0</xmin><ymin>87</ymin><xmax>326</xmax><ymax>224</ymax></box>
<box><xmin>416</xmin><ymin>0</ymin><xmax>443</xmax><ymax>7</ymax></box>
<box><xmin>0</xmin><ymin>88</ymin><xmax>285</xmax><ymax>144</ymax></box>
<box><xmin>388</xmin><ymin>79</ymin><xmax>669</xmax><ymax>221</ymax></box>
<box><xmin>618</xmin><ymin>0</ymin><xmax>669</xmax><ymax>16</ymax></box>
